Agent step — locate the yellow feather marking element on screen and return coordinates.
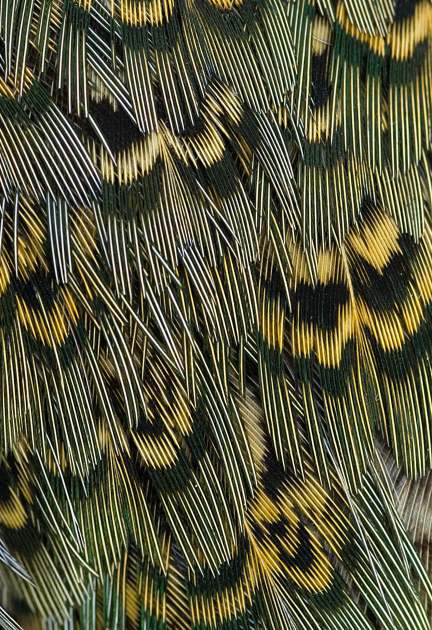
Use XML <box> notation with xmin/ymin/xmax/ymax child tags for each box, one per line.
<box><xmin>280</xmin><ymin>478</ymin><xmax>349</xmax><ymax>556</ymax></box>
<box><xmin>16</xmin><ymin>297</ymin><xmax>36</xmax><ymax>340</ymax></box>
<box><xmin>44</xmin><ymin>444</ymin><xmax>70</xmax><ymax>475</ymax></box>
<box><xmin>191</xmin><ymin>547</ymin><xmax>260</xmax><ymax>628</ymax></box>
<box><xmin>259</xmin><ymin>291</ymin><xmax>284</xmax><ymax>352</ymax></box>
<box><xmin>336</xmin><ymin>2</ymin><xmax>385</xmax><ymax>56</ymax></box>
<box><xmin>314</xmin><ymin>305</ymin><xmax>354</xmax><ymax>368</ymax></box>
<box><xmin>251</xmin><ymin>474</ymin><xmax>349</xmax><ymax>594</ymax></box>
<box><xmin>100</xmin><ymin>148</ymin><xmax>115</xmax><ymax>184</ymax></box>
<box><xmin>250</xmin><ymin>531</ymin><xmax>283</xmax><ymax>576</ymax></box>
<box><xmin>88</xmin><ymin>69</ymin><xmax>119</xmax><ymax>108</ymax></box>
<box><xmin>347</xmin><ymin>211</ymin><xmax>400</xmax><ymax>271</ymax></box>
<box><xmin>291</xmin><ymin>246</ymin><xmax>354</xmax><ymax>368</ymax></box>
<box><xmin>167</xmin><ymin>119</ymin><xmax>227</xmax><ymax>169</ymax></box>
<box><xmin>133</xmin><ymin>429</ymin><xmax>180</xmax><ymax>469</ymax></box>
<box><xmin>207</xmin><ymin>84</ymin><xmax>244</xmax><ymax>127</ymax></box>
<box><xmin>132</xmin><ymin>383</ymin><xmax>192</xmax><ymax>469</ymax></box>
<box><xmin>388</xmin><ymin>1</ymin><xmax>432</xmax><ymax>61</ymax></box>
<box><xmin>294</xmin><ymin>321</ymin><xmax>315</xmax><ymax>359</ymax></box>
<box><xmin>191</xmin><ymin>126</ymin><xmax>226</xmax><ymax>168</ymax></box>
<box><xmin>249</xmin><ymin>489</ymin><xmax>280</xmax><ymax>526</ymax></box>
<box><xmin>118</xmin><ymin>0</ymin><xmax>175</xmax><ymax>26</ymax></box>
<box><xmin>238</xmin><ymin>389</ymin><xmax>267</xmax><ymax>472</ymax></box>
<box><xmin>207</xmin><ymin>0</ymin><xmax>245</xmax><ymax>10</ymax></box>
<box><xmin>100</xmin><ymin>133</ymin><xmax>160</xmax><ymax>186</ymax></box>
<box><xmin>71</xmin><ymin>208</ymin><xmax>97</xmax><ymax>258</ymax></box>
<box><xmin>0</xmin><ymin>258</ymin><xmax>10</xmax><ymax>296</ymax></box>
<box><xmin>312</xmin><ymin>15</ymin><xmax>331</xmax><ymax>56</ymax></box>
<box><xmin>0</xmin><ymin>67</ymin><xmax>35</xmax><ymax>97</ymax></box>
<box><xmin>0</xmin><ymin>77</ymin><xmax>15</xmax><ymax>98</ymax></box>
<box><xmin>316</xmin><ymin>248</ymin><xmax>340</xmax><ymax>284</ymax></box>
<box><xmin>288</xmin><ymin>239</ymin><xmax>310</xmax><ymax>288</ymax></box>
<box><xmin>16</xmin><ymin>289</ymin><xmax>79</xmax><ymax>348</ymax></box>
<box><xmin>17</xmin><ymin>237</ymin><xmax>44</xmax><ymax>279</ymax></box>
<box><xmin>306</xmin><ymin>101</ymin><xmax>342</xmax><ymax>142</ymax></box>
<box><xmin>357</xmin><ymin>299</ymin><xmax>405</xmax><ymax>351</ymax></box>
<box><xmin>285</xmin><ymin>540</ymin><xmax>332</xmax><ymax>592</ymax></box>
<box><xmin>253</xmin><ymin>515</ymin><xmax>334</xmax><ymax>593</ymax></box>
<box><xmin>401</xmin><ymin>290</ymin><xmax>424</xmax><ymax>336</ymax></box>
<box><xmin>0</xmin><ymin>492</ymin><xmax>27</xmax><ymax>529</ymax></box>
<box><xmin>276</xmin><ymin>104</ymin><xmax>291</xmax><ymax>130</ymax></box>
<box><xmin>61</xmin><ymin>288</ymin><xmax>80</xmax><ymax>323</ymax></box>
<box><xmin>125</xmin><ymin>575</ymin><xmax>140</xmax><ymax>622</ymax></box>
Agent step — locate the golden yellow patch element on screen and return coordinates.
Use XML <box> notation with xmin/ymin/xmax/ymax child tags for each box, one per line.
<box><xmin>412</xmin><ymin>230</ymin><xmax>432</xmax><ymax>306</ymax></box>
<box><xmin>0</xmin><ymin>258</ymin><xmax>10</xmax><ymax>296</ymax></box>
<box><xmin>206</xmin><ymin>0</ymin><xmax>245</xmax><ymax>10</ymax></box>
<box><xmin>125</xmin><ymin>575</ymin><xmax>140</xmax><ymax>622</ymax></box>
<box><xmin>291</xmin><ymin>320</ymin><xmax>315</xmax><ymax>359</ymax></box>
<box><xmin>132</xmin><ymin>428</ymin><xmax>180</xmax><ymax>469</ymax></box>
<box><xmin>287</xmin><ymin>537</ymin><xmax>333</xmax><ymax>592</ymax></box>
<box><xmin>287</xmin><ymin>239</ymin><xmax>311</xmax><ymax>289</ymax></box>
<box><xmin>0</xmin><ymin>492</ymin><xmax>27</xmax><ymax>529</ymax></box>
<box><xmin>312</xmin><ymin>16</ymin><xmax>331</xmax><ymax>56</ymax></box>
<box><xmin>306</xmin><ymin>102</ymin><xmax>342</xmax><ymax>143</ymax></box>
<box><xmin>314</xmin><ymin>307</ymin><xmax>354</xmax><ymax>368</ymax></box>
<box><xmin>357</xmin><ymin>299</ymin><xmax>405</xmax><ymax>352</ymax></box>
<box><xmin>387</xmin><ymin>1</ymin><xmax>432</xmax><ymax>61</ymax></box>
<box><xmin>185</xmin><ymin>125</ymin><xmax>226</xmax><ymax>169</ymax></box>
<box><xmin>249</xmin><ymin>489</ymin><xmax>280</xmax><ymax>527</ymax></box>
<box><xmin>97</xmin><ymin>133</ymin><xmax>160</xmax><ymax>186</ymax></box>
<box><xmin>259</xmin><ymin>292</ymin><xmax>284</xmax><ymax>353</ymax></box>
<box><xmin>0</xmin><ymin>66</ymin><xmax>35</xmax><ymax>98</ymax></box>
<box><xmin>336</xmin><ymin>2</ymin><xmax>386</xmax><ymax>56</ymax></box>
<box><xmin>16</xmin><ymin>236</ymin><xmax>46</xmax><ymax>280</ymax></box>
<box><xmin>88</xmin><ymin>70</ymin><xmax>119</xmax><ymax>110</ymax></box>
<box><xmin>280</xmin><ymin>477</ymin><xmax>349</xmax><ymax>556</ymax></box>
<box><xmin>71</xmin><ymin>207</ymin><xmax>97</xmax><ymax>259</ymax></box>
<box><xmin>401</xmin><ymin>289</ymin><xmax>424</xmax><ymax>336</ymax></box>
<box><xmin>189</xmin><ymin>546</ymin><xmax>259</xmax><ymax>627</ymax></box>
<box><xmin>132</xmin><ymin>374</ymin><xmax>192</xmax><ymax>469</ymax></box>
<box><xmin>316</xmin><ymin>248</ymin><xmax>340</xmax><ymax>284</ymax></box>
<box><xmin>347</xmin><ymin>210</ymin><xmax>400</xmax><ymax>271</ymax></box>
<box><xmin>251</xmin><ymin>510</ymin><xmax>334</xmax><ymax>593</ymax></box>
<box><xmin>118</xmin><ymin>0</ymin><xmax>175</xmax><ymax>26</ymax></box>
<box><xmin>16</xmin><ymin>287</ymin><xmax>79</xmax><ymax>348</ymax></box>
<box><xmin>290</xmin><ymin>246</ymin><xmax>354</xmax><ymax>369</ymax></box>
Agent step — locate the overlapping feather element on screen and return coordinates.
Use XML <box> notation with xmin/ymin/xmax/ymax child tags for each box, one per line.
<box><xmin>0</xmin><ymin>0</ymin><xmax>432</xmax><ymax>628</ymax></box>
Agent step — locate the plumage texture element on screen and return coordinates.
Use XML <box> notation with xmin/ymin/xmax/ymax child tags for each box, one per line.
<box><xmin>0</xmin><ymin>0</ymin><xmax>432</xmax><ymax>627</ymax></box>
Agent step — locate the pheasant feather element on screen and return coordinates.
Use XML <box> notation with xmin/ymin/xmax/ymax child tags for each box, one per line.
<box><xmin>0</xmin><ymin>0</ymin><xmax>432</xmax><ymax>628</ymax></box>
